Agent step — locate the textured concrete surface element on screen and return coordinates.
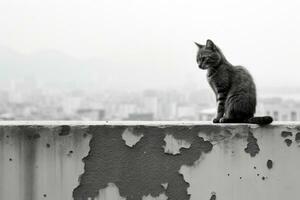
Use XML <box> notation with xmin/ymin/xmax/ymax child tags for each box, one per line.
<box><xmin>0</xmin><ymin>122</ymin><xmax>300</xmax><ymax>200</ymax></box>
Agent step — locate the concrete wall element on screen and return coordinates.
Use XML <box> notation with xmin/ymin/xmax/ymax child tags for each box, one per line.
<box><xmin>0</xmin><ymin>121</ymin><xmax>299</xmax><ymax>200</ymax></box>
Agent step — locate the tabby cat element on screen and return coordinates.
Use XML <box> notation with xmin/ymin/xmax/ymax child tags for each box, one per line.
<box><xmin>195</xmin><ymin>39</ymin><xmax>273</xmax><ymax>125</ymax></box>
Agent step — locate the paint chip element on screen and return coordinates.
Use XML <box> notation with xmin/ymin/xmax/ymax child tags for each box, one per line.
<box><xmin>267</xmin><ymin>160</ymin><xmax>273</xmax><ymax>169</ymax></box>
<box><xmin>161</xmin><ymin>183</ymin><xmax>168</xmax><ymax>190</ymax></box>
<box><xmin>59</xmin><ymin>125</ymin><xmax>71</xmax><ymax>136</ymax></box>
<box><xmin>295</xmin><ymin>132</ymin><xmax>300</xmax><ymax>143</ymax></box>
<box><xmin>284</xmin><ymin>139</ymin><xmax>292</xmax><ymax>147</ymax></box>
<box><xmin>244</xmin><ymin>131</ymin><xmax>260</xmax><ymax>157</ymax></box>
<box><xmin>281</xmin><ymin>131</ymin><xmax>293</xmax><ymax>138</ymax></box>
<box><xmin>163</xmin><ymin>135</ymin><xmax>191</xmax><ymax>155</ymax></box>
<box><xmin>210</xmin><ymin>192</ymin><xmax>216</xmax><ymax>200</ymax></box>
<box><xmin>98</xmin><ymin>183</ymin><xmax>126</xmax><ymax>200</ymax></box>
<box><xmin>122</xmin><ymin>128</ymin><xmax>143</xmax><ymax>147</ymax></box>
<box><xmin>142</xmin><ymin>193</ymin><xmax>168</xmax><ymax>200</ymax></box>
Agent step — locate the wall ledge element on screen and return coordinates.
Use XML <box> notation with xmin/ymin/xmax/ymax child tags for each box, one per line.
<box><xmin>0</xmin><ymin>120</ymin><xmax>298</xmax><ymax>126</ymax></box>
<box><xmin>0</xmin><ymin>121</ymin><xmax>299</xmax><ymax>200</ymax></box>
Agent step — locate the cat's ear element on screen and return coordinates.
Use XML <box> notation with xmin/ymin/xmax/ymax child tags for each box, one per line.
<box><xmin>194</xmin><ymin>42</ymin><xmax>204</xmax><ymax>48</ymax></box>
<box><xmin>206</xmin><ymin>39</ymin><xmax>215</xmax><ymax>50</ymax></box>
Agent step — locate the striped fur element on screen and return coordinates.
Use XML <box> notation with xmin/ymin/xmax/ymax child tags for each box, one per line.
<box><xmin>195</xmin><ymin>39</ymin><xmax>273</xmax><ymax>125</ymax></box>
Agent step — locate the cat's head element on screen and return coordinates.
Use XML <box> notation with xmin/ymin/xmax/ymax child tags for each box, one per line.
<box><xmin>195</xmin><ymin>39</ymin><xmax>223</xmax><ymax>70</ymax></box>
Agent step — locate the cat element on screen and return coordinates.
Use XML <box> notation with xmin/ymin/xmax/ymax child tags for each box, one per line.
<box><xmin>195</xmin><ymin>39</ymin><xmax>273</xmax><ymax>125</ymax></box>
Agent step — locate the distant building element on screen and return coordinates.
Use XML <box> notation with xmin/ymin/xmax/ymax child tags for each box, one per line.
<box><xmin>177</xmin><ymin>104</ymin><xmax>198</xmax><ymax>120</ymax></box>
<box><xmin>77</xmin><ymin>109</ymin><xmax>106</xmax><ymax>120</ymax></box>
<box><xmin>143</xmin><ymin>96</ymin><xmax>158</xmax><ymax>118</ymax></box>
<box><xmin>258</xmin><ymin>98</ymin><xmax>300</xmax><ymax>121</ymax></box>
<box><xmin>198</xmin><ymin>108</ymin><xmax>215</xmax><ymax>121</ymax></box>
<box><xmin>125</xmin><ymin>113</ymin><xmax>154</xmax><ymax>121</ymax></box>
<box><xmin>0</xmin><ymin>113</ymin><xmax>15</xmax><ymax>120</ymax></box>
<box><xmin>117</xmin><ymin>103</ymin><xmax>137</xmax><ymax>119</ymax></box>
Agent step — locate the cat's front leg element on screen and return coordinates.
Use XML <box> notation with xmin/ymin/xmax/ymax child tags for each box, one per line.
<box><xmin>213</xmin><ymin>93</ymin><xmax>226</xmax><ymax>123</ymax></box>
<box><xmin>213</xmin><ymin>118</ymin><xmax>221</xmax><ymax>123</ymax></box>
<box><xmin>213</xmin><ymin>108</ymin><xmax>224</xmax><ymax>123</ymax></box>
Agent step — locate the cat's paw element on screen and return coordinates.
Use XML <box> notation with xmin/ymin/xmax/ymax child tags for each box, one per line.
<box><xmin>219</xmin><ymin>117</ymin><xmax>229</xmax><ymax>123</ymax></box>
<box><xmin>213</xmin><ymin>118</ymin><xmax>220</xmax><ymax>123</ymax></box>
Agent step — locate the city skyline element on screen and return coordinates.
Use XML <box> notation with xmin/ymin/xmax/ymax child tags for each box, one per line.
<box><xmin>0</xmin><ymin>84</ymin><xmax>299</xmax><ymax>121</ymax></box>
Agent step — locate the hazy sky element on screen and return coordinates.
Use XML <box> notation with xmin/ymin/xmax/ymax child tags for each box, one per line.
<box><xmin>1</xmin><ymin>0</ymin><xmax>300</xmax><ymax>90</ymax></box>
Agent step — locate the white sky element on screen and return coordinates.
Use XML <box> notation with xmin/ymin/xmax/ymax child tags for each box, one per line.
<box><xmin>1</xmin><ymin>0</ymin><xmax>300</xmax><ymax>90</ymax></box>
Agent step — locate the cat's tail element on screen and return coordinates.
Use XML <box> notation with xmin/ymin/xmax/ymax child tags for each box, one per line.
<box><xmin>247</xmin><ymin>116</ymin><xmax>273</xmax><ymax>125</ymax></box>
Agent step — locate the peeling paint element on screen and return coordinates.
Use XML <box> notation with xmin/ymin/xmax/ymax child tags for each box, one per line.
<box><xmin>281</xmin><ymin>131</ymin><xmax>293</xmax><ymax>138</ymax></box>
<box><xmin>267</xmin><ymin>160</ymin><xmax>273</xmax><ymax>169</ymax></box>
<box><xmin>209</xmin><ymin>192</ymin><xmax>216</xmax><ymax>200</ymax></box>
<box><xmin>244</xmin><ymin>131</ymin><xmax>260</xmax><ymax>157</ymax></box>
<box><xmin>122</xmin><ymin>128</ymin><xmax>143</xmax><ymax>147</ymax></box>
<box><xmin>284</xmin><ymin>139</ymin><xmax>292</xmax><ymax>147</ymax></box>
<box><xmin>295</xmin><ymin>132</ymin><xmax>300</xmax><ymax>143</ymax></box>
<box><xmin>198</xmin><ymin>125</ymin><xmax>235</xmax><ymax>143</ymax></box>
<box><xmin>163</xmin><ymin>134</ymin><xmax>191</xmax><ymax>155</ymax></box>
<box><xmin>161</xmin><ymin>183</ymin><xmax>168</xmax><ymax>190</ymax></box>
<box><xmin>21</xmin><ymin>126</ymin><xmax>43</xmax><ymax>141</ymax></box>
<box><xmin>3</xmin><ymin>123</ymin><xmax>300</xmax><ymax>200</ymax></box>
<box><xmin>59</xmin><ymin>125</ymin><xmax>71</xmax><ymax>136</ymax></box>
<box><xmin>142</xmin><ymin>193</ymin><xmax>168</xmax><ymax>200</ymax></box>
<box><xmin>97</xmin><ymin>183</ymin><xmax>126</xmax><ymax>200</ymax></box>
<box><xmin>73</xmin><ymin>126</ymin><xmax>213</xmax><ymax>200</ymax></box>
